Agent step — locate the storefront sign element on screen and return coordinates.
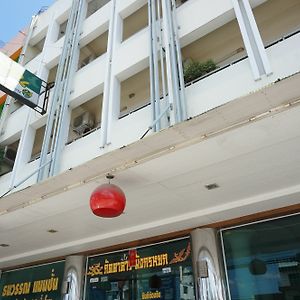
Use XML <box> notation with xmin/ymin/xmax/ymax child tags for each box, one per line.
<box><xmin>0</xmin><ymin>261</ymin><xmax>65</xmax><ymax>300</ymax></box>
<box><xmin>86</xmin><ymin>239</ymin><xmax>191</xmax><ymax>278</ymax></box>
<box><xmin>0</xmin><ymin>52</ymin><xmax>43</xmax><ymax>109</ymax></box>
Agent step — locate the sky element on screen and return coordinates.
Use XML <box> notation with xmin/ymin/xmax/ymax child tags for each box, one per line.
<box><xmin>0</xmin><ymin>0</ymin><xmax>55</xmax><ymax>47</ymax></box>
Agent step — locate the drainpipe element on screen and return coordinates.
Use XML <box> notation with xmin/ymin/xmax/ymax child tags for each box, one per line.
<box><xmin>100</xmin><ymin>0</ymin><xmax>117</xmax><ymax>148</ymax></box>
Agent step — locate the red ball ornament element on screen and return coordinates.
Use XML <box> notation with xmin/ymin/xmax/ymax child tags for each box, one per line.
<box><xmin>90</xmin><ymin>183</ymin><xmax>126</xmax><ymax>218</ymax></box>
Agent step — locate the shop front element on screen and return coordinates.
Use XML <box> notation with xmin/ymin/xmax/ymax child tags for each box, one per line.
<box><xmin>85</xmin><ymin>238</ymin><xmax>195</xmax><ymax>300</ymax></box>
<box><xmin>1</xmin><ymin>214</ymin><xmax>299</xmax><ymax>300</ymax></box>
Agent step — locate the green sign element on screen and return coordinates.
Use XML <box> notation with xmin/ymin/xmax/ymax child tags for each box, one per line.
<box><xmin>0</xmin><ymin>52</ymin><xmax>43</xmax><ymax>109</ymax></box>
<box><xmin>0</xmin><ymin>261</ymin><xmax>65</xmax><ymax>300</ymax></box>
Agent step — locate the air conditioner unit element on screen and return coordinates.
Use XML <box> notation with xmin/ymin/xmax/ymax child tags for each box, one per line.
<box><xmin>0</xmin><ymin>146</ymin><xmax>17</xmax><ymax>176</ymax></box>
<box><xmin>72</xmin><ymin>111</ymin><xmax>95</xmax><ymax>135</ymax></box>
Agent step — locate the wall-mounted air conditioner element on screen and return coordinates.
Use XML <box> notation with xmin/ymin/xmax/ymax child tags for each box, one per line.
<box><xmin>0</xmin><ymin>146</ymin><xmax>17</xmax><ymax>176</ymax></box>
<box><xmin>72</xmin><ymin>111</ymin><xmax>95</xmax><ymax>135</ymax></box>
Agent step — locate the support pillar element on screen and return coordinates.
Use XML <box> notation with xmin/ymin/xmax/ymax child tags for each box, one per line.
<box><xmin>191</xmin><ymin>228</ymin><xmax>226</xmax><ymax>300</ymax></box>
<box><xmin>100</xmin><ymin>0</ymin><xmax>121</xmax><ymax>148</ymax></box>
<box><xmin>62</xmin><ymin>256</ymin><xmax>86</xmax><ymax>300</ymax></box>
<box><xmin>232</xmin><ymin>0</ymin><xmax>272</xmax><ymax>80</ymax></box>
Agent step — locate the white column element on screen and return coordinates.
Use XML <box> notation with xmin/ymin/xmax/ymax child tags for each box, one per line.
<box><xmin>100</xmin><ymin>0</ymin><xmax>121</xmax><ymax>147</ymax></box>
<box><xmin>191</xmin><ymin>228</ymin><xmax>226</xmax><ymax>300</ymax></box>
<box><xmin>232</xmin><ymin>0</ymin><xmax>272</xmax><ymax>80</ymax></box>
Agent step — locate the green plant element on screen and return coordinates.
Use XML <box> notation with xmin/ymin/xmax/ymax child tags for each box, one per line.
<box><xmin>183</xmin><ymin>59</ymin><xmax>217</xmax><ymax>83</ymax></box>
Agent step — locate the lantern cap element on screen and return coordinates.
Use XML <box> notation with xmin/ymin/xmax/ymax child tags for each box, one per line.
<box><xmin>106</xmin><ymin>173</ymin><xmax>114</xmax><ymax>181</ymax></box>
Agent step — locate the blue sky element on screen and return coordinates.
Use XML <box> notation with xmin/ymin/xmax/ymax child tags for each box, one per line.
<box><xmin>0</xmin><ymin>0</ymin><xmax>54</xmax><ymax>46</ymax></box>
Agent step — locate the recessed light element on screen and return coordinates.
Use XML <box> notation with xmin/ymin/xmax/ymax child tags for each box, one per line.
<box><xmin>0</xmin><ymin>244</ymin><xmax>10</xmax><ymax>247</ymax></box>
<box><xmin>205</xmin><ymin>183</ymin><xmax>219</xmax><ymax>190</ymax></box>
<box><xmin>47</xmin><ymin>229</ymin><xmax>58</xmax><ymax>233</ymax></box>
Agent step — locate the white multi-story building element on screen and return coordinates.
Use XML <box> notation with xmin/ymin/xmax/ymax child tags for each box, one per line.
<box><xmin>0</xmin><ymin>0</ymin><xmax>300</xmax><ymax>299</ymax></box>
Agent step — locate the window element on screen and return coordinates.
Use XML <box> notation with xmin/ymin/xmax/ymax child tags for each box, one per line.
<box><xmin>78</xmin><ymin>31</ymin><xmax>108</xmax><ymax>70</ymax></box>
<box><xmin>175</xmin><ymin>0</ymin><xmax>189</xmax><ymax>8</ymax></box>
<box><xmin>222</xmin><ymin>214</ymin><xmax>300</xmax><ymax>300</ymax></box>
<box><xmin>57</xmin><ymin>20</ymin><xmax>68</xmax><ymax>40</ymax></box>
<box><xmin>24</xmin><ymin>36</ymin><xmax>46</xmax><ymax>64</ymax></box>
<box><xmin>120</xmin><ymin>67</ymin><xmax>150</xmax><ymax>117</ymax></box>
<box><xmin>47</xmin><ymin>65</ymin><xmax>58</xmax><ymax>84</ymax></box>
<box><xmin>31</xmin><ymin>126</ymin><xmax>47</xmax><ymax>160</ymax></box>
<box><xmin>86</xmin><ymin>0</ymin><xmax>111</xmax><ymax>18</ymax></box>
<box><xmin>0</xmin><ymin>139</ymin><xmax>19</xmax><ymax>176</ymax></box>
<box><xmin>122</xmin><ymin>4</ymin><xmax>148</xmax><ymax>41</ymax></box>
<box><xmin>68</xmin><ymin>94</ymin><xmax>103</xmax><ymax>143</ymax></box>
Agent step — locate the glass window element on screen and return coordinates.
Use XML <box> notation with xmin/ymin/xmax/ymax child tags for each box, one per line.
<box><xmin>222</xmin><ymin>214</ymin><xmax>300</xmax><ymax>300</ymax></box>
<box><xmin>85</xmin><ymin>238</ymin><xmax>195</xmax><ymax>300</ymax></box>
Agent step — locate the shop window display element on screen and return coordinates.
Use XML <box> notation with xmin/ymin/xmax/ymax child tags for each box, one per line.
<box><xmin>85</xmin><ymin>238</ymin><xmax>195</xmax><ymax>300</ymax></box>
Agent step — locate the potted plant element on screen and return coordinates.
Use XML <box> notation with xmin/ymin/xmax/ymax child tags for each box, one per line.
<box><xmin>183</xmin><ymin>59</ymin><xmax>217</xmax><ymax>83</ymax></box>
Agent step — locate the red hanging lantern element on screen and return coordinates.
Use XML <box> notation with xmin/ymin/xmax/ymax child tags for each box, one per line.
<box><xmin>90</xmin><ymin>177</ymin><xmax>126</xmax><ymax>218</ymax></box>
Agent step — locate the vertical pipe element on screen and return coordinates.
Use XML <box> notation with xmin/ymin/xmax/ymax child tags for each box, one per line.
<box><xmin>157</xmin><ymin>0</ymin><xmax>169</xmax><ymax>128</ymax></box>
<box><xmin>38</xmin><ymin>26</ymin><xmax>70</xmax><ymax>180</ymax></box>
<box><xmin>39</xmin><ymin>0</ymin><xmax>86</xmax><ymax>180</ymax></box>
<box><xmin>147</xmin><ymin>0</ymin><xmax>157</xmax><ymax>131</ymax></box>
<box><xmin>100</xmin><ymin>0</ymin><xmax>117</xmax><ymax>147</ymax></box>
<box><xmin>163</xmin><ymin>0</ymin><xmax>181</xmax><ymax>123</ymax></box>
<box><xmin>50</xmin><ymin>0</ymin><xmax>86</xmax><ymax>176</ymax></box>
<box><xmin>151</xmin><ymin>0</ymin><xmax>161</xmax><ymax>131</ymax></box>
<box><xmin>49</xmin><ymin>2</ymin><xmax>79</xmax><ymax>175</ymax></box>
<box><xmin>161</xmin><ymin>0</ymin><xmax>176</xmax><ymax>125</ymax></box>
<box><xmin>44</xmin><ymin>0</ymin><xmax>79</xmax><ymax>170</ymax></box>
<box><xmin>157</xmin><ymin>0</ymin><xmax>167</xmax><ymax>102</ymax></box>
<box><xmin>170</xmin><ymin>0</ymin><xmax>187</xmax><ymax>120</ymax></box>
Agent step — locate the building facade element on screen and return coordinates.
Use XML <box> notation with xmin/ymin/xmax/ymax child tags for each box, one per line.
<box><xmin>0</xmin><ymin>0</ymin><xmax>300</xmax><ymax>299</ymax></box>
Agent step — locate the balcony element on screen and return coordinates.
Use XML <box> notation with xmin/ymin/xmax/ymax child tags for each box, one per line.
<box><xmin>185</xmin><ymin>30</ymin><xmax>300</xmax><ymax>117</ymax></box>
